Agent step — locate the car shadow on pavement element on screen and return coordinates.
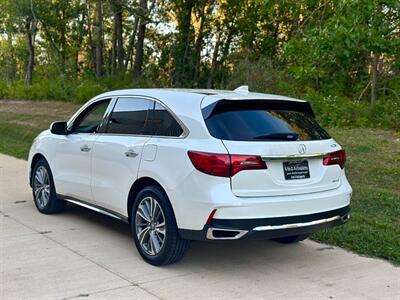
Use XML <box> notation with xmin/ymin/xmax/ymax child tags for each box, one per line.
<box><xmin>63</xmin><ymin>202</ymin><xmax>313</xmax><ymax>272</ymax></box>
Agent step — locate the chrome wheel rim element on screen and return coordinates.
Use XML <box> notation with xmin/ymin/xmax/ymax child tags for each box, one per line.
<box><xmin>135</xmin><ymin>196</ymin><xmax>166</xmax><ymax>256</ymax></box>
<box><xmin>33</xmin><ymin>166</ymin><xmax>50</xmax><ymax>209</ymax></box>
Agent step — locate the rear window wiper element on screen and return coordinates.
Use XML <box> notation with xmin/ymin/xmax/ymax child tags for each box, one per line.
<box><xmin>253</xmin><ymin>132</ymin><xmax>299</xmax><ymax>141</ymax></box>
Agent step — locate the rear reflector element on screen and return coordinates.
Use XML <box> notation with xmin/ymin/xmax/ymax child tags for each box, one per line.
<box><xmin>206</xmin><ymin>209</ymin><xmax>217</xmax><ymax>225</ymax></box>
<box><xmin>323</xmin><ymin>149</ymin><xmax>346</xmax><ymax>169</ymax></box>
<box><xmin>188</xmin><ymin>151</ymin><xmax>267</xmax><ymax>177</ymax></box>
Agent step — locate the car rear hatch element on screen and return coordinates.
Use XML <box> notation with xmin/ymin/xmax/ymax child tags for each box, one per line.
<box><xmin>202</xmin><ymin>99</ymin><xmax>344</xmax><ymax>197</ymax></box>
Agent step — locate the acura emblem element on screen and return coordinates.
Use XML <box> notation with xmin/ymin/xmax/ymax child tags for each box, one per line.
<box><xmin>298</xmin><ymin>144</ymin><xmax>306</xmax><ymax>154</ymax></box>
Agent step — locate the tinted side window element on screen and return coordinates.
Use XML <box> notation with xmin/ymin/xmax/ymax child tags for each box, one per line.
<box><xmin>73</xmin><ymin>99</ymin><xmax>110</xmax><ymax>133</ymax></box>
<box><xmin>147</xmin><ymin>102</ymin><xmax>183</xmax><ymax>137</ymax></box>
<box><xmin>107</xmin><ymin>98</ymin><xmax>151</xmax><ymax>134</ymax></box>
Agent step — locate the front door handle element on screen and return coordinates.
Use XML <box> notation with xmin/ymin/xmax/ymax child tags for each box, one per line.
<box><xmin>80</xmin><ymin>145</ymin><xmax>91</xmax><ymax>152</ymax></box>
<box><xmin>125</xmin><ymin>149</ymin><xmax>138</xmax><ymax>158</ymax></box>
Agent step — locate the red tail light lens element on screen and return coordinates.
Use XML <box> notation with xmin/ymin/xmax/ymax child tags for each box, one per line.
<box><xmin>230</xmin><ymin>154</ymin><xmax>267</xmax><ymax>176</ymax></box>
<box><xmin>187</xmin><ymin>151</ymin><xmax>231</xmax><ymax>177</ymax></box>
<box><xmin>188</xmin><ymin>151</ymin><xmax>267</xmax><ymax>177</ymax></box>
<box><xmin>323</xmin><ymin>149</ymin><xmax>346</xmax><ymax>169</ymax></box>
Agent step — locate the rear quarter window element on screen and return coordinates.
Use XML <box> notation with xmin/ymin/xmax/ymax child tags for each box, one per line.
<box><xmin>203</xmin><ymin>100</ymin><xmax>330</xmax><ymax>141</ymax></box>
<box><xmin>147</xmin><ymin>102</ymin><xmax>183</xmax><ymax>137</ymax></box>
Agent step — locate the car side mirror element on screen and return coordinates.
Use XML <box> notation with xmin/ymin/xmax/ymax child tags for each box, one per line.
<box><xmin>50</xmin><ymin>121</ymin><xmax>67</xmax><ymax>135</ymax></box>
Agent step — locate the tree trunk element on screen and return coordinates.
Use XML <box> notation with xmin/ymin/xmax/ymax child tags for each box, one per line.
<box><xmin>219</xmin><ymin>29</ymin><xmax>233</xmax><ymax>68</ymax></box>
<box><xmin>133</xmin><ymin>0</ymin><xmax>148</xmax><ymax>78</ymax></box>
<box><xmin>173</xmin><ymin>0</ymin><xmax>194</xmax><ymax>86</ymax></box>
<box><xmin>193</xmin><ymin>3</ymin><xmax>207</xmax><ymax>87</ymax></box>
<box><xmin>111</xmin><ymin>0</ymin><xmax>125</xmax><ymax>75</ymax></box>
<box><xmin>111</xmin><ymin>19</ymin><xmax>117</xmax><ymax>75</ymax></box>
<box><xmin>94</xmin><ymin>0</ymin><xmax>103</xmax><ymax>78</ymax></box>
<box><xmin>315</xmin><ymin>61</ymin><xmax>320</xmax><ymax>91</ymax></box>
<box><xmin>370</xmin><ymin>53</ymin><xmax>380</xmax><ymax>107</ymax></box>
<box><xmin>6</xmin><ymin>30</ymin><xmax>16</xmax><ymax>82</ymax></box>
<box><xmin>207</xmin><ymin>32</ymin><xmax>221</xmax><ymax>89</ymax></box>
<box><xmin>87</xmin><ymin>3</ymin><xmax>96</xmax><ymax>74</ymax></box>
<box><xmin>24</xmin><ymin>19</ymin><xmax>36</xmax><ymax>85</ymax></box>
<box><xmin>116</xmin><ymin>10</ymin><xmax>124</xmax><ymax>73</ymax></box>
<box><xmin>125</xmin><ymin>16</ymin><xmax>139</xmax><ymax>70</ymax></box>
<box><xmin>74</xmin><ymin>6</ymin><xmax>87</xmax><ymax>75</ymax></box>
<box><xmin>59</xmin><ymin>7</ymin><xmax>66</xmax><ymax>76</ymax></box>
<box><xmin>218</xmin><ymin>27</ymin><xmax>234</xmax><ymax>87</ymax></box>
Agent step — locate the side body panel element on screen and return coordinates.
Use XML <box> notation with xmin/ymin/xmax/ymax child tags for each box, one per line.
<box><xmin>53</xmin><ymin>133</ymin><xmax>97</xmax><ymax>201</ymax></box>
<box><xmin>28</xmin><ymin>130</ymin><xmax>95</xmax><ymax>202</ymax></box>
<box><xmin>137</xmin><ymin>137</ymin><xmax>230</xmax><ymax>230</ymax></box>
<box><xmin>91</xmin><ymin>135</ymin><xmax>150</xmax><ymax>215</ymax></box>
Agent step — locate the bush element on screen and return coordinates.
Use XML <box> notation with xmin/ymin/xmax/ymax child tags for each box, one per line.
<box><xmin>0</xmin><ymin>81</ymin><xmax>9</xmax><ymax>98</ymax></box>
<box><xmin>305</xmin><ymin>92</ymin><xmax>370</xmax><ymax>128</ymax></box>
<box><xmin>0</xmin><ymin>74</ymin><xmax>399</xmax><ymax>130</ymax></box>
<box><xmin>74</xmin><ymin>80</ymin><xmax>107</xmax><ymax>103</ymax></box>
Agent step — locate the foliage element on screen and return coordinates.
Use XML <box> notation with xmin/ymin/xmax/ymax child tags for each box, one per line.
<box><xmin>0</xmin><ymin>0</ymin><xmax>399</xmax><ymax>128</ymax></box>
<box><xmin>0</xmin><ymin>75</ymin><xmax>160</xmax><ymax>103</ymax></box>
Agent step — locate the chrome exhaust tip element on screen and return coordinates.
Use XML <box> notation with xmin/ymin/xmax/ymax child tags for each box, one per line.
<box><xmin>341</xmin><ymin>213</ymin><xmax>351</xmax><ymax>222</ymax></box>
<box><xmin>206</xmin><ymin>228</ymin><xmax>248</xmax><ymax>240</ymax></box>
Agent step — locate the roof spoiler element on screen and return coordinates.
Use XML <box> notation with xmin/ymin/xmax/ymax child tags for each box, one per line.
<box><xmin>202</xmin><ymin>99</ymin><xmax>315</xmax><ymax>120</ymax></box>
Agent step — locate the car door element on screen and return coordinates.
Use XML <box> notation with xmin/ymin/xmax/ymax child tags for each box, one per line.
<box><xmin>54</xmin><ymin>98</ymin><xmax>111</xmax><ymax>202</ymax></box>
<box><xmin>91</xmin><ymin>97</ymin><xmax>153</xmax><ymax>215</ymax></box>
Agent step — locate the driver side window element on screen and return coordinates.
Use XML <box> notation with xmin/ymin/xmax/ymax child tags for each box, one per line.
<box><xmin>72</xmin><ymin>99</ymin><xmax>111</xmax><ymax>133</ymax></box>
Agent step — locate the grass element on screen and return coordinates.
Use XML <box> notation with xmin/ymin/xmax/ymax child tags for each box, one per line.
<box><xmin>0</xmin><ymin>100</ymin><xmax>79</xmax><ymax>158</ymax></box>
<box><xmin>312</xmin><ymin>128</ymin><xmax>400</xmax><ymax>265</ymax></box>
<box><xmin>0</xmin><ymin>100</ymin><xmax>399</xmax><ymax>265</ymax></box>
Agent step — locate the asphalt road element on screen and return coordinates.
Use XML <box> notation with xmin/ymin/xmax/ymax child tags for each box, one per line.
<box><xmin>1</xmin><ymin>154</ymin><xmax>399</xmax><ymax>300</ymax></box>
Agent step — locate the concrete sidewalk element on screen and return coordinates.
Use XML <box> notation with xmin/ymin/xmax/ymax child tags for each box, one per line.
<box><xmin>1</xmin><ymin>154</ymin><xmax>399</xmax><ymax>299</ymax></box>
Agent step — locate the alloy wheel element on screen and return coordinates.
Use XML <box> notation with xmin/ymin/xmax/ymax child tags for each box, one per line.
<box><xmin>33</xmin><ymin>166</ymin><xmax>51</xmax><ymax>209</ymax></box>
<box><xmin>135</xmin><ymin>196</ymin><xmax>166</xmax><ymax>256</ymax></box>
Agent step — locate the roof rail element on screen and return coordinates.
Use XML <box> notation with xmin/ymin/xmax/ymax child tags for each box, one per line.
<box><xmin>233</xmin><ymin>85</ymin><xmax>249</xmax><ymax>95</ymax></box>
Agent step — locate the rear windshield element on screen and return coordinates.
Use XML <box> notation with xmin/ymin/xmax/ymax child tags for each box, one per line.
<box><xmin>203</xmin><ymin>100</ymin><xmax>330</xmax><ymax>141</ymax></box>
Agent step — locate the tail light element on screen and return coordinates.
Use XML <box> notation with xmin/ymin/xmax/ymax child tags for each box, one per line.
<box><xmin>187</xmin><ymin>151</ymin><xmax>230</xmax><ymax>177</ymax></box>
<box><xmin>230</xmin><ymin>154</ymin><xmax>267</xmax><ymax>176</ymax></box>
<box><xmin>188</xmin><ymin>151</ymin><xmax>267</xmax><ymax>177</ymax></box>
<box><xmin>323</xmin><ymin>149</ymin><xmax>346</xmax><ymax>169</ymax></box>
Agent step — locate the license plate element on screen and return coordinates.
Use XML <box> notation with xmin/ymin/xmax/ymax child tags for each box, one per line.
<box><xmin>283</xmin><ymin>160</ymin><xmax>310</xmax><ymax>180</ymax></box>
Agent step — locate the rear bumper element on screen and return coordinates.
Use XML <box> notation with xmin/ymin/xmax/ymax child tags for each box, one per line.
<box><xmin>179</xmin><ymin>205</ymin><xmax>350</xmax><ymax>241</ymax></box>
<box><xmin>170</xmin><ymin>172</ymin><xmax>352</xmax><ymax>230</ymax></box>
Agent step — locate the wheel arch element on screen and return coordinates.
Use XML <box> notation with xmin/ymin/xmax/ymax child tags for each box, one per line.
<box><xmin>127</xmin><ymin>176</ymin><xmax>174</xmax><ymax>224</ymax></box>
<box><xmin>29</xmin><ymin>153</ymin><xmax>48</xmax><ymax>187</ymax></box>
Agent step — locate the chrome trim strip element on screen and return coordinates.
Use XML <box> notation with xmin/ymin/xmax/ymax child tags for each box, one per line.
<box><xmin>253</xmin><ymin>215</ymin><xmax>341</xmax><ymax>231</ymax></box>
<box><xmin>64</xmin><ymin>198</ymin><xmax>128</xmax><ymax>223</ymax></box>
<box><xmin>261</xmin><ymin>153</ymin><xmax>327</xmax><ymax>160</ymax></box>
<box><xmin>206</xmin><ymin>228</ymin><xmax>248</xmax><ymax>240</ymax></box>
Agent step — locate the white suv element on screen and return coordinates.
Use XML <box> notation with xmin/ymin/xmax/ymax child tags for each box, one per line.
<box><xmin>28</xmin><ymin>87</ymin><xmax>352</xmax><ymax>265</ymax></box>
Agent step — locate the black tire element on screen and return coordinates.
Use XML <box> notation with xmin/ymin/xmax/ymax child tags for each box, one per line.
<box><xmin>272</xmin><ymin>234</ymin><xmax>310</xmax><ymax>244</ymax></box>
<box><xmin>131</xmin><ymin>185</ymin><xmax>190</xmax><ymax>266</ymax></box>
<box><xmin>31</xmin><ymin>158</ymin><xmax>66</xmax><ymax>214</ymax></box>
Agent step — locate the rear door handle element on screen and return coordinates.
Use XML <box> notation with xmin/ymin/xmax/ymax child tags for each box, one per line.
<box><xmin>80</xmin><ymin>145</ymin><xmax>91</xmax><ymax>152</ymax></box>
<box><xmin>125</xmin><ymin>149</ymin><xmax>138</xmax><ymax>158</ymax></box>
